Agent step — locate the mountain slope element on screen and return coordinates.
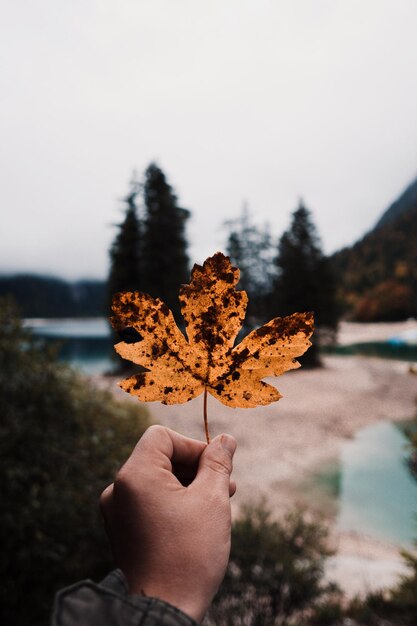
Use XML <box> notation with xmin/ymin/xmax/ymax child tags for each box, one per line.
<box><xmin>375</xmin><ymin>175</ymin><xmax>417</xmax><ymax>230</ymax></box>
<box><xmin>333</xmin><ymin>202</ymin><xmax>417</xmax><ymax>321</ymax></box>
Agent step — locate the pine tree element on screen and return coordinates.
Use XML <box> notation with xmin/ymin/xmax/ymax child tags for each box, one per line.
<box><xmin>107</xmin><ymin>176</ymin><xmax>142</xmax><ymax>311</ymax></box>
<box><xmin>225</xmin><ymin>205</ymin><xmax>274</xmax><ymax>323</ymax></box>
<box><xmin>272</xmin><ymin>202</ymin><xmax>338</xmax><ymax>366</ymax></box>
<box><xmin>141</xmin><ymin>163</ymin><xmax>190</xmax><ymax>320</ymax></box>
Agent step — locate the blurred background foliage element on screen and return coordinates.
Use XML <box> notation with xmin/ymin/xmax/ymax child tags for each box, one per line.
<box><xmin>0</xmin><ymin>297</ymin><xmax>150</xmax><ymax>625</ymax></box>
<box><xmin>333</xmin><ymin>202</ymin><xmax>417</xmax><ymax>322</ymax></box>
<box><xmin>2</xmin><ymin>162</ymin><xmax>417</xmax><ymax>365</ymax></box>
<box><xmin>2</xmin><ymin>163</ymin><xmax>417</xmax><ymax>328</ymax></box>
<box><xmin>208</xmin><ymin>501</ymin><xmax>417</xmax><ymax>626</ymax></box>
<box><xmin>208</xmin><ymin>503</ymin><xmax>338</xmax><ymax>626</ymax></box>
<box><xmin>108</xmin><ymin>163</ymin><xmax>190</xmax><ymax>324</ymax></box>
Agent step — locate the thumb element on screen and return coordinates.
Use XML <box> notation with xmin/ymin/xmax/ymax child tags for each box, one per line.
<box><xmin>194</xmin><ymin>434</ymin><xmax>237</xmax><ymax>493</ymax></box>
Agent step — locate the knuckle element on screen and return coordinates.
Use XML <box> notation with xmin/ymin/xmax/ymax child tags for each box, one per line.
<box><xmin>113</xmin><ymin>466</ymin><xmax>135</xmax><ymax>496</ymax></box>
<box><xmin>113</xmin><ymin>464</ymin><xmax>148</xmax><ymax>500</ymax></box>
<box><xmin>144</xmin><ymin>424</ymin><xmax>167</xmax><ymax>439</ymax></box>
<box><xmin>138</xmin><ymin>424</ymin><xmax>169</xmax><ymax>452</ymax></box>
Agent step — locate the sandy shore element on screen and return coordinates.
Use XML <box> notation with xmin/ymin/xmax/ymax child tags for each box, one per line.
<box><xmin>92</xmin><ymin>347</ymin><xmax>417</xmax><ymax>597</ymax></box>
<box><xmin>337</xmin><ymin>319</ymin><xmax>417</xmax><ymax>345</ymax></box>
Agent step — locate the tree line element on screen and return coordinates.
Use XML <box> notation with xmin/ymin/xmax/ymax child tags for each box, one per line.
<box><xmin>0</xmin><ymin>275</ymin><xmax>105</xmax><ymax>318</ymax></box>
<box><xmin>0</xmin><ymin>162</ymin><xmax>339</xmax><ymax>364</ymax></box>
<box><xmin>4</xmin><ymin>162</ymin><xmax>416</xmax><ymax>331</ymax></box>
<box><xmin>108</xmin><ymin>163</ymin><xmax>339</xmax><ymax>365</ymax></box>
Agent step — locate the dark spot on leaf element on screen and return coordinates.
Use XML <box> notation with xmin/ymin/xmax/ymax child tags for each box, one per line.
<box><xmin>133</xmin><ymin>373</ymin><xmax>147</xmax><ymax>389</ymax></box>
<box><xmin>255</xmin><ymin>325</ymin><xmax>270</xmax><ymax>338</ymax></box>
<box><xmin>151</xmin><ymin>343</ymin><xmax>165</xmax><ymax>358</ymax></box>
<box><xmin>119</xmin><ymin>327</ymin><xmax>143</xmax><ymax>343</ymax></box>
<box><xmin>231</xmin><ymin>371</ymin><xmax>240</xmax><ymax>381</ymax></box>
<box><xmin>164</xmin><ymin>386</ymin><xmax>173</xmax><ymax>394</ymax></box>
<box><xmin>231</xmin><ymin>347</ymin><xmax>250</xmax><ymax>367</ymax></box>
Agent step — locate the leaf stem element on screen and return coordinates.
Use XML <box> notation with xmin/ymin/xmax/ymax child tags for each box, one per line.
<box><xmin>203</xmin><ymin>386</ymin><xmax>210</xmax><ymax>444</ymax></box>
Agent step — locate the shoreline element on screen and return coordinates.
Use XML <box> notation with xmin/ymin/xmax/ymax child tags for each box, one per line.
<box><xmin>91</xmin><ymin>353</ymin><xmax>417</xmax><ymax>596</ymax></box>
<box><xmin>337</xmin><ymin>319</ymin><xmax>417</xmax><ymax>346</ymax></box>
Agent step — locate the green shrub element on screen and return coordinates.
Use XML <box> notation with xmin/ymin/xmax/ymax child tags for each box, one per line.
<box><xmin>208</xmin><ymin>502</ymin><xmax>338</xmax><ymax>626</ymax></box>
<box><xmin>0</xmin><ymin>298</ymin><xmax>150</xmax><ymax>625</ymax></box>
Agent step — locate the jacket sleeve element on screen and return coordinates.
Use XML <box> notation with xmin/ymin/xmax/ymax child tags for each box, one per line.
<box><xmin>51</xmin><ymin>569</ymin><xmax>199</xmax><ymax>626</ymax></box>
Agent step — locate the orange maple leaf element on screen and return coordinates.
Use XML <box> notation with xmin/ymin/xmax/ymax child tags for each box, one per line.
<box><xmin>111</xmin><ymin>252</ymin><xmax>314</xmax><ymax>441</ymax></box>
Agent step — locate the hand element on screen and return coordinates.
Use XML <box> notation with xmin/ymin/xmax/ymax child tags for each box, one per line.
<box><xmin>100</xmin><ymin>425</ymin><xmax>237</xmax><ymax>623</ymax></box>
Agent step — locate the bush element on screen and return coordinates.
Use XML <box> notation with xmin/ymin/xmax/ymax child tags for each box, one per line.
<box><xmin>208</xmin><ymin>502</ymin><xmax>338</xmax><ymax>626</ymax></box>
<box><xmin>0</xmin><ymin>298</ymin><xmax>150</xmax><ymax>625</ymax></box>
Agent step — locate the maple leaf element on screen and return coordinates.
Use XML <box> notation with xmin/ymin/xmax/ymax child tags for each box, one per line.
<box><xmin>111</xmin><ymin>252</ymin><xmax>314</xmax><ymax>442</ymax></box>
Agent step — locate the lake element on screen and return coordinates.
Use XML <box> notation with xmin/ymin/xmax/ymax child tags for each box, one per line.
<box><xmin>337</xmin><ymin>421</ymin><xmax>417</xmax><ymax>546</ymax></box>
<box><xmin>26</xmin><ymin>317</ymin><xmax>417</xmax><ymax>375</ymax></box>
<box><xmin>312</xmin><ymin>421</ymin><xmax>417</xmax><ymax>546</ymax></box>
<box><xmin>25</xmin><ymin>317</ymin><xmax>115</xmax><ymax>374</ymax></box>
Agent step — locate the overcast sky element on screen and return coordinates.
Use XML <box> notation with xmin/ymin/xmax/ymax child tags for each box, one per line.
<box><xmin>1</xmin><ymin>0</ymin><xmax>417</xmax><ymax>279</ymax></box>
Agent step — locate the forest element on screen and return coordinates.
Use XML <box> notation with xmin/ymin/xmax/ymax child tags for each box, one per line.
<box><xmin>2</xmin><ymin>164</ymin><xmax>416</xmax><ymax>327</ymax></box>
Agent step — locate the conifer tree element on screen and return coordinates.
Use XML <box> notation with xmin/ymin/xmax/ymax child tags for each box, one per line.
<box><xmin>225</xmin><ymin>206</ymin><xmax>274</xmax><ymax>323</ymax></box>
<box><xmin>141</xmin><ymin>163</ymin><xmax>190</xmax><ymax>320</ymax></box>
<box><xmin>107</xmin><ymin>177</ymin><xmax>142</xmax><ymax>311</ymax></box>
<box><xmin>272</xmin><ymin>202</ymin><xmax>338</xmax><ymax>366</ymax></box>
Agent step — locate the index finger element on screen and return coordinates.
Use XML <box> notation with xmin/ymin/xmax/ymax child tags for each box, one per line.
<box><xmin>127</xmin><ymin>425</ymin><xmax>207</xmax><ymax>473</ymax></box>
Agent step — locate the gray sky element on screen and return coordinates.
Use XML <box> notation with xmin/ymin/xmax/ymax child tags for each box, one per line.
<box><xmin>1</xmin><ymin>0</ymin><xmax>417</xmax><ymax>279</ymax></box>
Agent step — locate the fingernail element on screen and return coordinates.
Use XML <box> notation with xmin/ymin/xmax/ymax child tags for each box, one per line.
<box><xmin>221</xmin><ymin>434</ymin><xmax>237</xmax><ymax>456</ymax></box>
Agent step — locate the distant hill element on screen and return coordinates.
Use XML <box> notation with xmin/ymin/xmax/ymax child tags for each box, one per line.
<box><xmin>0</xmin><ymin>275</ymin><xmax>106</xmax><ymax>318</ymax></box>
<box><xmin>375</xmin><ymin>175</ymin><xmax>417</xmax><ymax>230</ymax></box>
<box><xmin>333</xmin><ymin>187</ymin><xmax>417</xmax><ymax>322</ymax></box>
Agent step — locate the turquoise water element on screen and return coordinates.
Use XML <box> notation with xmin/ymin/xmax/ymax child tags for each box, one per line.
<box><xmin>26</xmin><ymin>317</ymin><xmax>111</xmax><ymax>338</ymax></box>
<box><xmin>26</xmin><ymin>318</ymin><xmax>417</xmax><ymax>374</ymax></box>
<box><xmin>26</xmin><ymin>318</ymin><xmax>114</xmax><ymax>374</ymax></box>
<box><xmin>324</xmin><ymin>342</ymin><xmax>417</xmax><ymax>362</ymax></box>
<box><xmin>55</xmin><ymin>337</ymin><xmax>115</xmax><ymax>374</ymax></box>
<box><xmin>337</xmin><ymin>421</ymin><xmax>417</xmax><ymax>546</ymax></box>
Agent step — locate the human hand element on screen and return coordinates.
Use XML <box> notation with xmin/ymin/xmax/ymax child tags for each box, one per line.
<box><xmin>100</xmin><ymin>425</ymin><xmax>237</xmax><ymax>623</ymax></box>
